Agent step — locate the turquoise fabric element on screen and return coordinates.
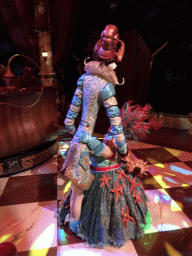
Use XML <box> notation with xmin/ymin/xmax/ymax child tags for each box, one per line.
<box><xmin>66</xmin><ymin>109</ymin><xmax>79</xmax><ymax>119</ymax></box>
<box><xmin>100</xmin><ymin>83</ymin><xmax>116</xmax><ymax>102</ymax></box>
<box><xmin>77</xmin><ymin>73</ymin><xmax>86</xmax><ymax>88</ymax></box>
<box><xmin>59</xmin><ymin>166</ymin><xmax>149</xmax><ymax>248</ymax></box>
<box><xmin>106</xmin><ymin>106</ymin><xmax>120</xmax><ymax>118</ymax></box>
<box><xmin>65</xmin><ymin>124</ymin><xmax>75</xmax><ymax>132</ymax></box>
<box><xmin>87</xmin><ymin>137</ymin><xmax>106</xmax><ymax>156</ymax></box>
<box><xmin>71</xmin><ymin>95</ymin><xmax>82</xmax><ymax>107</ymax></box>
<box><xmin>115</xmin><ymin>139</ymin><xmax>126</xmax><ymax>148</ymax></box>
<box><xmin>111</xmin><ymin>124</ymin><xmax>124</xmax><ymax>135</ymax></box>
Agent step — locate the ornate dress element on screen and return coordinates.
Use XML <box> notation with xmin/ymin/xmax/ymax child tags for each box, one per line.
<box><xmin>60</xmin><ymin>61</ymin><xmax>127</xmax><ymax>190</ymax></box>
<box><xmin>59</xmin><ymin>139</ymin><xmax>151</xmax><ymax>248</ymax></box>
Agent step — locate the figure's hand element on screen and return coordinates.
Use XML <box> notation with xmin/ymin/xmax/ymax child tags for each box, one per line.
<box><xmin>76</xmin><ymin>130</ymin><xmax>91</xmax><ymax>144</ymax></box>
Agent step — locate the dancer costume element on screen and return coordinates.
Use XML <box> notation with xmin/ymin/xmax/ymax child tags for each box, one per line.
<box><xmin>60</xmin><ymin>60</ymin><xmax>128</xmax><ymax>190</ymax></box>
<box><xmin>59</xmin><ymin>24</ymin><xmax>150</xmax><ymax>247</ymax></box>
<box><xmin>59</xmin><ymin>131</ymin><xmax>150</xmax><ymax>248</ymax></box>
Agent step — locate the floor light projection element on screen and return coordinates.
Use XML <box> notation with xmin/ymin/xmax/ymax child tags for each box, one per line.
<box><xmin>57</xmin><ymin>228</ymin><xmax>67</xmax><ymax>245</ymax></box>
<box><xmin>164</xmin><ymin>148</ymin><xmax>181</xmax><ymax>158</ymax></box>
<box><xmin>63</xmin><ymin>181</ymin><xmax>72</xmax><ymax>194</ymax></box>
<box><xmin>157</xmin><ymin>224</ymin><xmax>180</xmax><ymax>231</ymax></box>
<box><xmin>146</xmin><ymin>189</ymin><xmax>192</xmax><ymax>233</ymax></box>
<box><xmin>153</xmin><ymin>175</ymin><xmax>170</xmax><ymax>188</ymax></box>
<box><xmin>58</xmin><ymin>142</ymin><xmax>69</xmax><ymax>157</ymax></box>
<box><xmin>164</xmin><ymin>241</ymin><xmax>182</xmax><ymax>256</ymax></box>
<box><xmin>170</xmin><ymin>165</ymin><xmax>192</xmax><ymax>176</ymax></box>
<box><xmin>58</xmin><ymin>248</ymin><xmax>104</xmax><ymax>256</ymax></box>
<box><xmin>164</xmin><ymin>177</ymin><xmax>179</xmax><ymax>185</ymax></box>
<box><xmin>0</xmin><ymin>233</ymin><xmax>13</xmax><ymax>243</ymax></box>
<box><xmin>182</xmin><ymin>221</ymin><xmax>189</xmax><ymax>228</ymax></box>
<box><xmin>29</xmin><ymin>223</ymin><xmax>55</xmax><ymax>256</ymax></box>
<box><xmin>147</xmin><ymin>158</ymin><xmax>164</xmax><ymax>168</ymax></box>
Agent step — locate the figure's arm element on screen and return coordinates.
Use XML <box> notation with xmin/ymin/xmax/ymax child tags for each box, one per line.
<box><xmin>64</xmin><ymin>74</ymin><xmax>86</xmax><ymax>135</ymax></box>
<box><xmin>100</xmin><ymin>83</ymin><xmax>127</xmax><ymax>156</ymax></box>
<box><xmin>76</xmin><ymin>131</ymin><xmax>115</xmax><ymax>159</ymax></box>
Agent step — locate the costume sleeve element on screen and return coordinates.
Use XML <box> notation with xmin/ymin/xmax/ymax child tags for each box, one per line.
<box><xmin>100</xmin><ymin>83</ymin><xmax>127</xmax><ymax>156</ymax></box>
<box><xmin>64</xmin><ymin>74</ymin><xmax>86</xmax><ymax>135</ymax></box>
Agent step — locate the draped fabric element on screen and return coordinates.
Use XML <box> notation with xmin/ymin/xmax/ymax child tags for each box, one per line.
<box><xmin>0</xmin><ymin>0</ymin><xmax>79</xmax><ymax>68</ymax></box>
<box><xmin>0</xmin><ymin>1</ymin><xmax>151</xmax><ymax>107</ymax></box>
<box><xmin>115</xmin><ymin>28</ymin><xmax>152</xmax><ymax>107</ymax></box>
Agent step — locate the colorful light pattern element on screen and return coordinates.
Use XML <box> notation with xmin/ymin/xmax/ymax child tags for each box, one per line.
<box><xmin>170</xmin><ymin>165</ymin><xmax>192</xmax><ymax>175</ymax></box>
<box><xmin>164</xmin><ymin>177</ymin><xmax>178</xmax><ymax>184</ymax></box>
<box><xmin>154</xmin><ymin>175</ymin><xmax>170</xmax><ymax>188</ymax></box>
<box><xmin>164</xmin><ymin>172</ymin><xmax>176</xmax><ymax>176</ymax></box>
<box><xmin>57</xmin><ymin>228</ymin><xmax>67</xmax><ymax>244</ymax></box>
<box><xmin>63</xmin><ymin>181</ymin><xmax>72</xmax><ymax>194</ymax></box>
<box><xmin>157</xmin><ymin>224</ymin><xmax>180</xmax><ymax>231</ymax></box>
<box><xmin>164</xmin><ymin>241</ymin><xmax>182</xmax><ymax>256</ymax></box>
<box><xmin>181</xmin><ymin>184</ymin><xmax>190</xmax><ymax>187</ymax></box>
<box><xmin>29</xmin><ymin>223</ymin><xmax>55</xmax><ymax>255</ymax></box>
<box><xmin>182</xmin><ymin>221</ymin><xmax>189</xmax><ymax>228</ymax></box>
<box><xmin>147</xmin><ymin>157</ymin><xmax>164</xmax><ymax>168</ymax></box>
<box><xmin>170</xmin><ymin>200</ymin><xmax>182</xmax><ymax>212</ymax></box>
<box><xmin>0</xmin><ymin>233</ymin><xmax>12</xmax><ymax>243</ymax></box>
<box><xmin>60</xmin><ymin>249</ymin><xmax>101</xmax><ymax>255</ymax></box>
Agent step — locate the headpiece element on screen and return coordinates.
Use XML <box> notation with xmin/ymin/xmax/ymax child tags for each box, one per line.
<box><xmin>93</xmin><ymin>24</ymin><xmax>125</xmax><ymax>62</ymax></box>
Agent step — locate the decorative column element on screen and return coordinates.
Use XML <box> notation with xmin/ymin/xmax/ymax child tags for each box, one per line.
<box><xmin>34</xmin><ymin>0</ymin><xmax>55</xmax><ymax>86</ymax></box>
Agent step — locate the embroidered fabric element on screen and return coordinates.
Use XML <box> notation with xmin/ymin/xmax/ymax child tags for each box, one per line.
<box><xmin>61</xmin><ymin>61</ymin><xmax>127</xmax><ymax>189</ymax></box>
<box><xmin>59</xmin><ymin>163</ymin><xmax>150</xmax><ymax>248</ymax></box>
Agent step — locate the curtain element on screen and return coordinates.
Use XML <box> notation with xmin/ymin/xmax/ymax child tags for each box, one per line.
<box><xmin>0</xmin><ymin>0</ymin><xmax>79</xmax><ymax>68</ymax></box>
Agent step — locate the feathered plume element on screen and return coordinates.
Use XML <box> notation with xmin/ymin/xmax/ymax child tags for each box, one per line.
<box><xmin>120</xmin><ymin>101</ymin><xmax>162</xmax><ymax>141</ymax></box>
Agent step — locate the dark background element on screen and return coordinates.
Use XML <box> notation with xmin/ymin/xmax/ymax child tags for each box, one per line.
<box><xmin>0</xmin><ymin>0</ymin><xmax>192</xmax><ymax>115</ymax></box>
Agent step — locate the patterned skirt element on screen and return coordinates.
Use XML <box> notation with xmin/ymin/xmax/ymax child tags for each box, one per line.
<box><xmin>59</xmin><ymin>162</ymin><xmax>151</xmax><ymax>248</ymax></box>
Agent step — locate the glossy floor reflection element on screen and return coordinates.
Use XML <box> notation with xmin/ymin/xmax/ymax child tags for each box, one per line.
<box><xmin>0</xmin><ymin>131</ymin><xmax>192</xmax><ymax>255</ymax></box>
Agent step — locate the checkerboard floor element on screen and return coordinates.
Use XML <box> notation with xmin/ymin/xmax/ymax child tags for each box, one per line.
<box><xmin>0</xmin><ymin>131</ymin><xmax>192</xmax><ymax>256</ymax></box>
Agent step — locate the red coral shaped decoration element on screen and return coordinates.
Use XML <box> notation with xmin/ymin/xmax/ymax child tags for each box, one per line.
<box><xmin>119</xmin><ymin>101</ymin><xmax>162</xmax><ymax>141</ymax></box>
<box><xmin>98</xmin><ymin>173</ymin><xmax>112</xmax><ymax>188</ymax></box>
<box><xmin>121</xmin><ymin>205</ymin><xmax>136</xmax><ymax>229</ymax></box>
<box><xmin>126</xmin><ymin>158</ymin><xmax>149</xmax><ymax>177</ymax></box>
<box><xmin>111</xmin><ymin>181</ymin><xmax>125</xmax><ymax>202</ymax></box>
<box><xmin>134</xmin><ymin>192</ymin><xmax>144</xmax><ymax>206</ymax></box>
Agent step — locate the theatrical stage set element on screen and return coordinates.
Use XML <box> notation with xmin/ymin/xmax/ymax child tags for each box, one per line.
<box><xmin>0</xmin><ymin>1</ymin><xmax>192</xmax><ymax>256</ymax></box>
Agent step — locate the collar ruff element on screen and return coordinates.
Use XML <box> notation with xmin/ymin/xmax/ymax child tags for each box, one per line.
<box><xmin>84</xmin><ymin>61</ymin><xmax>120</xmax><ymax>86</ymax></box>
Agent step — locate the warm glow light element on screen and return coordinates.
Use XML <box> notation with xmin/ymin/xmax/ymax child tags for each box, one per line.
<box><xmin>154</xmin><ymin>175</ymin><xmax>170</xmax><ymax>188</ymax></box>
<box><xmin>63</xmin><ymin>181</ymin><xmax>72</xmax><ymax>194</ymax></box>
<box><xmin>164</xmin><ymin>172</ymin><xmax>176</xmax><ymax>177</ymax></box>
<box><xmin>164</xmin><ymin>241</ymin><xmax>182</xmax><ymax>256</ymax></box>
<box><xmin>42</xmin><ymin>51</ymin><xmax>48</xmax><ymax>57</ymax></box>
<box><xmin>181</xmin><ymin>184</ymin><xmax>190</xmax><ymax>187</ymax></box>
<box><xmin>154</xmin><ymin>163</ymin><xmax>165</xmax><ymax>168</ymax></box>
<box><xmin>165</xmin><ymin>148</ymin><xmax>181</xmax><ymax>157</ymax></box>
<box><xmin>147</xmin><ymin>157</ymin><xmax>161</xmax><ymax>165</ymax></box>
<box><xmin>170</xmin><ymin>200</ymin><xmax>182</xmax><ymax>212</ymax></box>
<box><xmin>143</xmin><ymin>225</ymin><xmax>157</xmax><ymax>234</ymax></box>
<box><xmin>182</xmin><ymin>221</ymin><xmax>189</xmax><ymax>228</ymax></box>
<box><xmin>29</xmin><ymin>223</ymin><xmax>55</xmax><ymax>255</ymax></box>
<box><xmin>59</xmin><ymin>142</ymin><xmax>69</xmax><ymax>151</ymax></box>
<box><xmin>0</xmin><ymin>234</ymin><xmax>13</xmax><ymax>243</ymax></box>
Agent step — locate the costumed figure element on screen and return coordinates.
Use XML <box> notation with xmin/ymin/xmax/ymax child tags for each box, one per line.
<box><xmin>59</xmin><ymin>25</ymin><xmax>127</xmax><ymax>225</ymax></box>
<box><xmin>59</xmin><ymin>99</ymin><xmax>161</xmax><ymax>247</ymax></box>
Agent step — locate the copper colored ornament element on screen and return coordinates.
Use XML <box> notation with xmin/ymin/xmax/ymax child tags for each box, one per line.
<box><xmin>94</xmin><ymin>24</ymin><xmax>125</xmax><ymax>62</ymax></box>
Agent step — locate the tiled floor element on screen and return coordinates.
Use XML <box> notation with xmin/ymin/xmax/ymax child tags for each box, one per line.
<box><xmin>0</xmin><ymin>130</ymin><xmax>192</xmax><ymax>255</ymax></box>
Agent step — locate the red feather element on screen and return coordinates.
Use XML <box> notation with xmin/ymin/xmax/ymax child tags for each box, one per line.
<box><xmin>119</xmin><ymin>101</ymin><xmax>162</xmax><ymax>141</ymax></box>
